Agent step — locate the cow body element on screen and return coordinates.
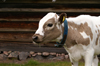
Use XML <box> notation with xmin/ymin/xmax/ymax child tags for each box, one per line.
<box><xmin>64</xmin><ymin>15</ymin><xmax>100</xmax><ymax>66</ymax></box>
<box><xmin>32</xmin><ymin>13</ymin><xmax>100</xmax><ymax>66</ymax></box>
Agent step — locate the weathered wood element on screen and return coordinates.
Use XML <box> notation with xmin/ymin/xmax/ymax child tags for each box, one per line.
<box><xmin>0</xmin><ymin>22</ymin><xmax>38</xmax><ymax>29</ymax></box>
<box><xmin>0</xmin><ymin>3</ymin><xmax>100</xmax><ymax>8</ymax></box>
<box><xmin>0</xmin><ymin>12</ymin><xmax>44</xmax><ymax>19</ymax></box>
<box><xmin>0</xmin><ymin>28</ymin><xmax>36</xmax><ymax>32</ymax></box>
<box><xmin>0</xmin><ymin>42</ymin><xmax>67</xmax><ymax>53</ymax></box>
<box><xmin>0</xmin><ymin>8</ymin><xmax>100</xmax><ymax>19</ymax></box>
<box><xmin>0</xmin><ymin>8</ymin><xmax>100</xmax><ymax>13</ymax></box>
<box><xmin>0</xmin><ymin>33</ymin><xmax>33</xmax><ymax>42</ymax></box>
<box><xmin>0</xmin><ymin>18</ymin><xmax>40</xmax><ymax>22</ymax></box>
<box><xmin>0</xmin><ymin>1</ymin><xmax>100</xmax><ymax>53</ymax></box>
<box><xmin>0</xmin><ymin>0</ymin><xmax>100</xmax><ymax>4</ymax></box>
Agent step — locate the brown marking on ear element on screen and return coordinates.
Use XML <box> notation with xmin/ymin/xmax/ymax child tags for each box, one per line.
<box><xmin>59</xmin><ymin>13</ymin><xmax>67</xmax><ymax>23</ymax></box>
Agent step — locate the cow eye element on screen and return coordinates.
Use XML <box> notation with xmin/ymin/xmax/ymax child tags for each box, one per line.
<box><xmin>47</xmin><ymin>24</ymin><xmax>53</xmax><ymax>27</ymax></box>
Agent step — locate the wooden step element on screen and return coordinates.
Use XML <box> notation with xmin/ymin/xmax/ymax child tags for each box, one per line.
<box><xmin>0</xmin><ymin>8</ymin><xmax>100</xmax><ymax>13</ymax></box>
<box><xmin>0</xmin><ymin>32</ymin><xmax>33</xmax><ymax>42</ymax></box>
<box><xmin>0</xmin><ymin>42</ymin><xmax>67</xmax><ymax>53</ymax></box>
<box><xmin>0</xmin><ymin>8</ymin><xmax>100</xmax><ymax>19</ymax></box>
<box><xmin>0</xmin><ymin>0</ymin><xmax>100</xmax><ymax>4</ymax></box>
<box><xmin>0</xmin><ymin>28</ymin><xmax>36</xmax><ymax>32</ymax></box>
<box><xmin>0</xmin><ymin>18</ymin><xmax>39</xmax><ymax>29</ymax></box>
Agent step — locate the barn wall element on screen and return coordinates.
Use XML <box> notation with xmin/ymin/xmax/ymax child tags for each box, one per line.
<box><xmin>0</xmin><ymin>0</ymin><xmax>100</xmax><ymax>52</ymax></box>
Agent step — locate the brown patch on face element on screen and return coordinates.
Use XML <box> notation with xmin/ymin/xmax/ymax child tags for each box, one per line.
<box><xmin>42</xmin><ymin>18</ymin><xmax>61</xmax><ymax>42</ymax></box>
<box><xmin>65</xmin><ymin>21</ymin><xmax>92</xmax><ymax>48</ymax></box>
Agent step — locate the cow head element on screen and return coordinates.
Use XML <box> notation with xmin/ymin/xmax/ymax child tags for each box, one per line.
<box><xmin>32</xmin><ymin>12</ymin><xmax>66</xmax><ymax>44</ymax></box>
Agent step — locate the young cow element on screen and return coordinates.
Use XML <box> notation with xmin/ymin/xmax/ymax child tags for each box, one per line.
<box><xmin>32</xmin><ymin>12</ymin><xmax>100</xmax><ymax>66</ymax></box>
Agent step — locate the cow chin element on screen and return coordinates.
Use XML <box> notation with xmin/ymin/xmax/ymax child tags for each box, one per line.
<box><xmin>33</xmin><ymin>41</ymin><xmax>43</xmax><ymax>45</ymax></box>
<box><xmin>33</xmin><ymin>39</ymin><xmax>52</xmax><ymax>45</ymax></box>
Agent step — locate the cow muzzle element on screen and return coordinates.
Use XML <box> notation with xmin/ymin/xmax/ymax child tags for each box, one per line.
<box><xmin>32</xmin><ymin>34</ymin><xmax>43</xmax><ymax>43</ymax></box>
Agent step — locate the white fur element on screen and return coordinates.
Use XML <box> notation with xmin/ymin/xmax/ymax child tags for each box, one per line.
<box><xmin>35</xmin><ymin>12</ymin><xmax>59</xmax><ymax>36</ymax></box>
<box><xmin>36</xmin><ymin>13</ymin><xmax>100</xmax><ymax>66</ymax></box>
<box><xmin>80</xmin><ymin>31</ymin><xmax>90</xmax><ymax>39</ymax></box>
<box><xmin>66</xmin><ymin>15</ymin><xmax>100</xmax><ymax>66</ymax></box>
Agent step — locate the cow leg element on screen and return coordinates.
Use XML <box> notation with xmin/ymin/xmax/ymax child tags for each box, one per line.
<box><xmin>71</xmin><ymin>61</ymin><xmax>78</xmax><ymax>66</ymax></box>
<box><xmin>92</xmin><ymin>55</ymin><xmax>98</xmax><ymax>66</ymax></box>
<box><xmin>69</xmin><ymin>56</ymin><xmax>78</xmax><ymax>66</ymax></box>
<box><xmin>84</xmin><ymin>48</ymin><xmax>94</xmax><ymax>66</ymax></box>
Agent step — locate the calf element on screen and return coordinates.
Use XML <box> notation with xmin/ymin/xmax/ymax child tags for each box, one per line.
<box><xmin>32</xmin><ymin>12</ymin><xmax>100</xmax><ymax>66</ymax></box>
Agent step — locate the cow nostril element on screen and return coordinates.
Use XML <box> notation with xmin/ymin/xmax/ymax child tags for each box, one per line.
<box><xmin>33</xmin><ymin>36</ymin><xmax>38</xmax><ymax>40</ymax></box>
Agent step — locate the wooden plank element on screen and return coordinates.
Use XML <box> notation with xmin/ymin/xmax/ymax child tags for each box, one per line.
<box><xmin>0</xmin><ymin>21</ymin><xmax>38</xmax><ymax>29</ymax></box>
<box><xmin>0</xmin><ymin>0</ymin><xmax>100</xmax><ymax>4</ymax></box>
<box><xmin>0</xmin><ymin>12</ymin><xmax>44</xmax><ymax>19</ymax></box>
<box><xmin>0</xmin><ymin>42</ymin><xmax>56</xmax><ymax>47</ymax></box>
<box><xmin>0</xmin><ymin>3</ymin><xmax>100</xmax><ymax>8</ymax></box>
<box><xmin>0</xmin><ymin>8</ymin><xmax>100</xmax><ymax>13</ymax></box>
<box><xmin>0</xmin><ymin>28</ymin><xmax>36</xmax><ymax>32</ymax></box>
<box><xmin>0</xmin><ymin>8</ymin><xmax>100</xmax><ymax>19</ymax></box>
<box><xmin>0</xmin><ymin>32</ymin><xmax>34</xmax><ymax>42</ymax></box>
<box><xmin>0</xmin><ymin>18</ymin><xmax>40</xmax><ymax>22</ymax></box>
<box><xmin>0</xmin><ymin>42</ymin><xmax>67</xmax><ymax>53</ymax></box>
<box><xmin>0</xmin><ymin>32</ymin><xmax>57</xmax><ymax>44</ymax></box>
<box><xmin>0</xmin><ymin>39</ymin><xmax>32</xmax><ymax>43</ymax></box>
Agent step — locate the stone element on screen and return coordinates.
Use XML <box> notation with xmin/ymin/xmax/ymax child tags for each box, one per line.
<box><xmin>28</xmin><ymin>54</ymin><xmax>32</xmax><ymax>58</ymax></box>
<box><xmin>8</xmin><ymin>51</ymin><xmax>12</xmax><ymax>54</ymax></box>
<box><xmin>8</xmin><ymin>51</ymin><xmax>19</xmax><ymax>58</ymax></box>
<box><xmin>52</xmin><ymin>56</ymin><xmax>65</xmax><ymax>60</ymax></box>
<box><xmin>34</xmin><ymin>55</ymin><xmax>44</xmax><ymax>60</ymax></box>
<box><xmin>32</xmin><ymin>53</ymin><xmax>37</xmax><ymax>57</ymax></box>
<box><xmin>61</xmin><ymin>53</ymin><xmax>65</xmax><ymax>56</ymax></box>
<box><xmin>18</xmin><ymin>52</ymin><xmax>29</xmax><ymax>60</ymax></box>
<box><xmin>56</xmin><ymin>54</ymin><xmax>59</xmax><ymax>57</ymax></box>
<box><xmin>47</xmin><ymin>55</ymin><xmax>55</xmax><ymax>59</ymax></box>
<box><xmin>42</xmin><ymin>52</ymin><xmax>49</xmax><ymax>56</ymax></box>
<box><xmin>30</xmin><ymin>51</ymin><xmax>35</xmax><ymax>55</ymax></box>
<box><xmin>0</xmin><ymin>54</ymin><xmax>7</xmax><ymax>60</ymax></box>
<box><xmin>3</xmin><ymin>51</ymin><xmax>8</xmax><ymax>55</ymax></box>
<box><xmin>37</xmin><ymin>52</ymin><xmax>42</xmax><ymax>55</ymax></box>
<box><xmin>65</xmin><ymin>55</ymin><xmax>69</xmax><ymax>59</ymax></box>
<box><xmin>50</xmin><ymin>52</ymin><xmax>56</xmax><ymax>56</ymax></box>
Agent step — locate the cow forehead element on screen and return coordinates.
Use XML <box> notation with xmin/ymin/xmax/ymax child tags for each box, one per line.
<box><xmin>39</xmin><ymin>13</ymin><xmax>57</xmax><ymax>28</ymax></box>
<box><xmin>35</xmin><ymin>13</ymin><xmax>57</xmax><ymax>36</ymax></box>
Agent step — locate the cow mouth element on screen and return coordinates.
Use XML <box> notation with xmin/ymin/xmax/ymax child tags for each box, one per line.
<box><xmin>32</xmin><ymin>39</ymin><xmax>51</xmax><ymax>45</ymax></box>
<box><xmin>33</xmin><ymin>41</ymin><xmax>42</xmax><ymax>44</ymax></box>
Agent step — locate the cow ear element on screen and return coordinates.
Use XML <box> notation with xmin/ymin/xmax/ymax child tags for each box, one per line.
<box><xmin>59</xmin><ymin>13</ymin><xmax>67</xmax><ymax>24</ymax></box>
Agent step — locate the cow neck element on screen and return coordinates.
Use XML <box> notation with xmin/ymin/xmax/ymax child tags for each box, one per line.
<box><xmin>55</xmin><ymin>19</ymin><xmax>68</xmax><ymax>47</ymax></box>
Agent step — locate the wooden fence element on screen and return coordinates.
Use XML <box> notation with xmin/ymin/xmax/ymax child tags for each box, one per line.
<box><xmin>0</xmin><ymin>0</ymin><xmax>100</xmax><ymax>53</ymax></box>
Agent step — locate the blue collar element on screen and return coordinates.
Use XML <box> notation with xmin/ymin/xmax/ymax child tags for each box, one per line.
<box><xmin>55</xmin><ymin>19</ymin><xmax>68</xmax><ymax>47</ymax></box>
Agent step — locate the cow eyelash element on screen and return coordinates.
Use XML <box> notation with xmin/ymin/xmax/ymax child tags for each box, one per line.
<box><xmin>47</xmin><ymin>24</ymin><xmax>53</xmax><ymax>27</ymax></box>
